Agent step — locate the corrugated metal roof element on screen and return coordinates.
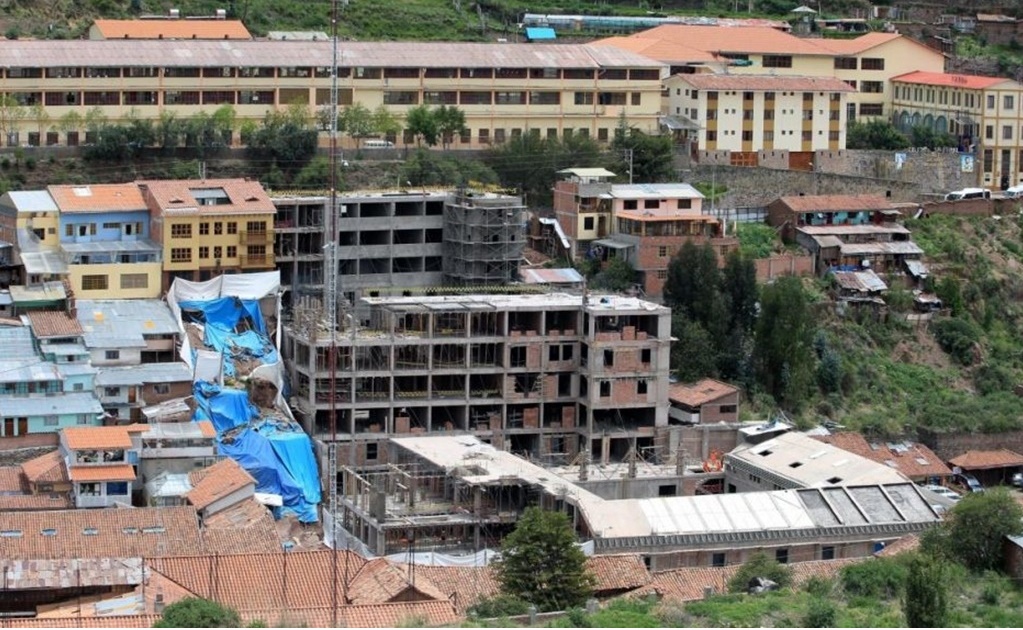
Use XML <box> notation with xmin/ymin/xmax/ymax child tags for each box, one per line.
<box><xmin>610</xmin><ymin>183</ymin><xmax>704</xmax><ymax>199</ymax></box>
<box><xmin>667</xmin><ymin>74</ymin><xmax>855</xmax><ymax>92</ymax></box>
<box><xmin>76</xmin><ymin>299</ymin><xmax>179</xmax><ymax>349</ymax></box>
<box><xmin>95</xmin><ymin>362</ymin><xmax>192</xmax><ymax>386</ymax></box>
<box><xmin>61</xmin><ymin>239</ymin><xmax>162</xmax><ymax>254</ymax></box>
<box><xmin>0</xmin><ymin>40</ymin><xmax>665</xmax><ymax>69</ymax></box>
<box><xmin>905</xmin><ymin>260</ymin><xmax>929</xmax><ymax>278</ymax></box>
<box><xmin>4</xmin><ymin>191</ymin><xmax>58</xmax><ymax>214</ymax></box>
<box><xmin>840</xmin><ymin>241</ymin><xmax>924</xmax><ymax>256</ymax></box>
<box><xmin>9</xmin><ymin>282</ymin><xmax>66</xmax><ymax>304</ymax></box>
<box><xmin>831</xmin><ymin>269</ymin><xmax>888</xmax><ymax>293</ymax></box>
<box><xmin>519</xmin><ymin>268</ymin><xmax>584</xmax><ymax>284</ymax></box>
<box><xmin>557</xmin><ymin>167</ymin><xmax>617</xmax><ymax>178</ymax></box>
<box><xmin>0</xmin><ymin>392</ymin><xmax>103</xmax><ymax>417</ymax></box>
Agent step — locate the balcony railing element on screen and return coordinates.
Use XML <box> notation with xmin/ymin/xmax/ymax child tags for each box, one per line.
<box><xmin>239</xmin><ymin>230</ymin><xmax>272</xmax><ymax>245</ymax></box>
<box><xmin>240</xmin><ymin>253</ymin><xmax>274</xmax><ymax>268</ymax></box>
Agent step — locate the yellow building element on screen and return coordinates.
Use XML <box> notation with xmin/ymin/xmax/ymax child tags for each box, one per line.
<box><xmin>47</xmin><ymin>184</ymin><xmax>163</xmax><ymax>299</ymax></box>
<box><xmin>891</xmin><ymin>71</ymin><xmax>1023</xmax><ymax>189</ymax></box>
<box><xmin>665</xmin><ymin>74</ymin><xmax>854</xmax><ymax>164</ymax></box>
<box><xmin>594</xmin><ymin>26</ymin><xmax>944</xmax><ymax>121</ymax></box>
<box><xmin>0</xmin><ymin>40</ymin><xmax>664</xmax><ymax>149</ymax></box>
<box><xmin>139</xmin><ymin>179</ymin><xmax>276</xmax><ymax>290</ymax></box>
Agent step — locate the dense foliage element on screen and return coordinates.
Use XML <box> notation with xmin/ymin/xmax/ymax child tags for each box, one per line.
<box><xmin>921</xmin><ymin>487</ymin><xmax>1023</xmax><ymax>572</ymax></box>
<box><xmin>903</xmin><ymin>554</ymin><xmax>949</xmax><ymax>628</ymax></box>
<box><xmin>726</xmin><ymin>553</ymin><xmax>792</xmax><ymax>594</ymax></box>
<box><xmin>154</xmin><ymin>598</ymin><xmax>241</xmax><ymax>628</ymax></box>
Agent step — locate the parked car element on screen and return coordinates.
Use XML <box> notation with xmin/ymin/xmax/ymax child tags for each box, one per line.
<box><xmin>1012</xmin><ymin>472</ymin><xmax>1023</xmax><ymax>488</ymax></box>
<box><xmin>922</xmin><ymin>484</ymin><xmax>961</xmax><ymax>503</ymax></box>
<box><xmin>951</xmin><ymin>473</ymin><xmax>984</xmax><ymax>493</ymax></box>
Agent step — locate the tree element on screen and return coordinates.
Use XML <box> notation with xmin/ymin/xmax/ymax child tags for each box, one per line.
<box><xmin>0</xmin><ymin>95</ymin><xmax>25</xmax><ymax>147</ymax></box>
<box><xmin>57</xmin><ymin>110</ymin><xmax>82</xmax><ymax>142</ymax></box>
<box><xmin>722</xmin><ymin>250</ymin><xmax>758</xmax><ymax>335</ymax></box>
<box><xmin>591</xmin><ymin>255</ymin><xmax>635</xmax><ymax>292</ymax></box>
<box><xmin>154</xmin><ymin>598</ymin><xmax>241</xmax><ymax>628</ymax></box>
<box><xmin>493</xmin><ymin>506</ymin><xmax>595</xmax><ymax>612</ymax></box>
<box><xmin>371</xmin><ymin>105</ymin><xmax>401</xmax><ymax>142</ymax></box>
<box><xmin>754</xmin><ymin>276</ymin><xmax>816</xmax><ymax>410</ymax></box>
<box><xmin>156</xmin><ymin>111</ymin><xmax>185</xmax><ymax>149</ymax></box>
<box><xmin>903</xmin><ymin>554</ymin><xmax>949</xmax><ymax>628</ymax></box>
<box><xmin>670</xmin><ymin>315</ymin><xmax>719</xmax><ymax>381</ymax></box>
<box><xmin>405</xmin><ymin>104</ymin><xmax>438</xmax><ymax>147</ymax></box>
<box><xmin>909</xmin><ymin>124</ymin><xmax>955</xmax><ymax>149</ymax></box>
<box><xmin>340</xmin><ymin>102</ymin><xmax>374</xmax><ymax>149</ymax></box>
<box><xmin>663</xmin><ymin>241</ymin><xmax>723</xmax><ymax>330</ymax></box>
<box><xmin>846</xmin><ymin>119</ymin><xmax>909</xmax><ymax>150</ymax></box>
<box><xmin>486</xmin><ymin>133</ymin><xmax>602</xmax><ymax>206</ymax></box>
<box><xmin>240</xmin><ymin>103</ymin><xmax>318</xmax><ymax>172</ymax></box>
<box><xmin>611</xmin><ymin>126</ymin><xmax>675</xmax><ymax>183</ymax></box>
<box><xmin>921</xmin><ymin>487</ymin><xmax>1023</xmax><ymax>572</ymax></box>
<box><xmin>29</xmin><ymin>102</ymin><xmax>50</xmax><ymax>139</ymax></box>
<box><xmin>803</xmin><ymin>598</ymin><xmax>837</xmax><ymax>628</ymax></box>
<box><xmin>434</xmin><ymin>105</ymin><xmax>467</xmax><ymax>150</ymax></box>
<box><xmin>726</xmin><ymin>552</ymin><xmax>792</xmax><ymax>593</ymax></box>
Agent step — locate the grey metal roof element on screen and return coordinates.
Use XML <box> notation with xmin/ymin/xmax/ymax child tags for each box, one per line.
<box><xmin>0</xmin><ymin>40</ymin><xmax>665</xmax><ymax>69</ymax></box>
<box><xmin>0</xmin><ymin>326</ymin><xmax>38</xmax><ymax>358</ymax></box>
<box><xmin>76</xmin><ymin>300</ymin><xmax>180</xmax><ymax>349</ymax></box>
<box><xmin>4</xmin><ymin>191</ymin><xmax>58</xmax><ymax>214</ymax></box>
<box><xmin>905</xmin><ymin>259</ymin><xmax>929</xmax><ymax>278</ymax></box>
<box><xmin>520</xmin><ymin>268</ymin><xmax>585</xmax><ymax>284</ymax></box>
<box><xmin>43</xmin><ymin>343</ymin><xmax>90</xmax><ymax>356</ymax></box>
<box><xmin>56</xmin><ymin>363</ymin><xmax>98</xmax><ymax>378</ymax></box>
<box><xmin>95</xmin><ymin>362</ymin><xmax>192</xmax><ymax>386</ymax></box>
<box><xmin>16</xmin><ymin>229</ymin><xmax>69</xmax><ymax>275</ymax></box>
<box><xmin>0</xmin><ymin>361</ymin><xmax>62</xmax><ymax>384</ymax></box>
<box><xmin>840</xmin><ymin>241</ymin><xmax>925</xmax><ymax>256</ymax></box>
<box><xmin>610</xmin><ymin>183</ymin><xmax>705</xmax><ymax>199</ymax></box>
<box><xmin>8</xmin><ymin>282</ymin><xmax>66</xmax><ymax>304</ymax></box>
<box><xmin>61</xmin><ymin>239</ymin><xmax>162</xmax><ymax>254</ymax></box>
<box><xmin>0</xmin><ymin>392</ymin><xmax>103</xmax><ymax>417</ymax></box>
<box><xmin>831</xmin><ymin>269</ymin><xmax>888</xmax><ymax>293</ymax></box>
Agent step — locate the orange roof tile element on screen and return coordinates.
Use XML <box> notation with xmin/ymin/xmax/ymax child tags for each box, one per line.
<box><xmin>614</xmin><ymin>24</ymin><xmax>830</xmax><ymax>57</ymax></box>
<box><xmin>46</xmin><ymin>183</ymin><xmax>148</xmax><ymax>214</ymax></box>
<box><xmin>196</xmin><ymin>420</ymin><xmax>217</xmax><ymax>438</ymax></box>
<box><xmin>0</xmin><ymin>465</ymin><xmax>23</xmax><ymax>492</ymax></box>
<box><xmin>27</xmin><ymin>310</ymin><xmax>84</xmax><ymax>339</ymax></box>
<box><xmin>21</xmin><ymin>450</ymin><xmax>69</xmax><ymax>484</ymax></box>
<box><xmin>590</xmin><ymin>36</ymin><xmax>721</xmax><ymax>63</ymax></box>
<box><xmin>876</xmin><ymin>534</ymin><xmax>920</xmax><ymax>557</ymax></box>
<box><xmin>0</xmin><ymin>493</ymin><xmax>73</xmax><ymax>511</ymax></box>
<box><xmin>949</xmin><ymin>449</ymin><xmax>1023</xmax><ymax>470</ymax></box>
<box><xmin>62</xmin><ymin>426</ymin><xmax>133</xmax><ymax>450</ymax></box>
<box><xmin>587</xmin><ymin>554</ymin><xmax>652</xmax><ymax>594</ymax></box>
<box><xmin>348</xmin><ymin>557</ymin><xmax>448</xmax><ymax>604</ymax></box>
<box><xmin>891</xmin><ymin>71</ymin><xmax>1016</xmax><ymax>90</ymax></box>
<box><xmin>91</xmin><ymin>19</ymin><xmax>252</xmax><ymax>40</ymax></box>
<box><xmin>819</xmin><ymin>32</ymin><xmax>903</xmax><ymax>54</ymax></box>
<box><xmin>2</xmin><ymin>614</ymin><xmax>159</xmax><ymax>628</ymax></box>
<box><xmin>774</xmin><ymin>194</ymin><xmax>893</xmax><ymax>213</ymax></box>
<box><xmin>68</xmin><ymin>464</ymin><xmax>136</xmax><ymax>482</ymax></box>
<box><xmin>200</xmin><ymin>499</ymin><xmax>282</xmax><ymax>555</ymax></box>
<box><xmin>0</xmin><ymin>506</ymin><xmax>203</xmax><ymax>560</ymax></box>
<box><xmin>402</xmin><ymin>565</ymin><xmax>499</xmax><ymax>613</ymax></box>
<box><xmin>668</xmin><ymin>74</ymin><xmax>855</xmax><ymax>92</ymax></box>
<box><xmin>814</xmin><ymin>433</ymin><xmax>951</xmax><ymax>479</ymax></box>
<box><xmin>123</xmin><ymin>424</ymin><xmax>151</xmax><ymax>433</ymax></box>
<box><xmin>668</xmin><ymin>378</ymin><xmax>739</xmax><ymax>408</ymax></box>
<box><xmin>186</xmin><ymin>459</ymin><xmax>255</xmax><ymax>510</ymax></box>
<box><xmin>138</xmin><ymin>178</ymin><xmax>275</xmax><ymax>216</ymax></box>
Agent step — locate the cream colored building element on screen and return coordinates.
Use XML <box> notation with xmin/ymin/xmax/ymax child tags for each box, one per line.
<box><xmin>665</xmin><ymin>75</ymin><xmax>853</xmax><ymax>159</ymax></box>
<box><xmin>0</xmin><ymin>40</ymin><xmax>664</xmax><ymax>149</ymax></box>
<box><xmin>595</xmin><ymin>27</ymin><xmax>944</xmax><ymax>121</ymax></box>
<box><xmin>891</xmin><ymin>71</ymin><xmax>1023</xmax><ymax>189</ymax></box>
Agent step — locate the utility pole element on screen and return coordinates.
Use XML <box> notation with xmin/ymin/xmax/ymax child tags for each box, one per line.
<box><xmin>623</xmin><ymin>148</ymin><xmax>634</xmax><ymax>184</ymax></box>
<box><xmin>327</xmin><ymin>0</ymin><xmax>342</xmax><ymax>627</ymax></box>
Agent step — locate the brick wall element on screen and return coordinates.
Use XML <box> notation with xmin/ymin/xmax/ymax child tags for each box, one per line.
<box><xmin>754</xmin><ymin>253</ymin><xmax>816</xmax><ymax>282</ymax></box>
<box><xmin>0</xmin><ymin>432</ymin><xmax>58</xmax><ymax>450</ymax></box>
<box><xmin>699</xmin><ymin>393</ymin><xmax>740</xmax><ymax>424</ymax></box>
<box><xmin>920</xmin><ymin>198</ymin><xmax>995</xmax><ymax>217</ymax></box>
<box><xmin>919</xmin><ymin>427</ymin><xmax>1023</xmax><ymax>461</ymax></box>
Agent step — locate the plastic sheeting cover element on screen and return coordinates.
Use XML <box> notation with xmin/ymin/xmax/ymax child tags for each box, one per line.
<box><xmin>216</xmin><ymin>424</ymin><xmax>320</xmax><ymax>523</ymax></box>
<box><xmin>193</xmin><ymin>382</ymin><xmax>258</xmax><ymax>434</ymax></box>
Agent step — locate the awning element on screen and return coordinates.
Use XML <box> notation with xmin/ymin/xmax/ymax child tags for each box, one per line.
<box><xmin>660</xmin><ymin>115</ymin><xmax>700</xmax><ymax>131</ymax></box>
<box><xmin>592</xmin><ymin>239</ymin><xmax>633</xmax><ymax>250</ymax></box>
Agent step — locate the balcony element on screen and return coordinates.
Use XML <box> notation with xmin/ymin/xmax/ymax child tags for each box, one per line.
<box><xmin>240</xmin><ymin>253</ymin><xmax>274</xmax><ymax>268</ymax></box>
<box><xmin>239</xmin><ymin>230</ymin><xmax>272</xmax><ymax>245</ymax></box>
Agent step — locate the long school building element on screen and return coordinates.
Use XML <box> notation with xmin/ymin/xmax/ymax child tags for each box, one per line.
<box><xmin>0</xmin><ymin>40</ymin><xmax>665</xmax><ymax>149</ymax></box>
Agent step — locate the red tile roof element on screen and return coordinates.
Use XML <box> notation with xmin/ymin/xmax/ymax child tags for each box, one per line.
<box><xmin>0</xmin><ymin>465</ymin><xmax>23</xmax><ymax>492</ymax></box>
<box><xmin>27</xmin><ymin>311</ymin><xmax>84</xmax><ymax>339</ymax></box>
<box><xmin>62</xmin><ymin>426</ymin><xmax>133</xmax><ymax>450</ymax></box>
<box><xmin>200</xmin><ymin>499</ymin><xmax>282</xmax><ymax>555</ymax></box>
<box><xmin>20</xmin><ymin>450</ymin><xmax>69</xmax><ymax>484</ymax></box>
<box><xmin>668</xmin><ymin>378</ymin><xmax>739</xmax><ymax>408</ymax></box>
<box><xmin>138</xmin><ymin>179</ymin><xmax>275</xmax><ymax>216</ymax></box>
<box><xmin>949</xmin><ymin>449</ymin><xmax>1023</xmax><ymax>470</ymax></box>
<box><xmin>46</xmin><ymin>183</ymin><xmax>148</xmax><ymax>213</ymax></box>
<box><xmin>586</xmin><ymin>554</ymin><xmax>652</xmax><ymax>594</ymax></box>
<box><xmin>627</xmin><ymin>24</ymin><xmax>830</xmax><ymax>56</ymax></box>
<box><xmin>813</xmin><ymin>433</ymin><xmax>951</xmax><ymax>479</ymax></box>
<box><xmin>876</xmin><ymin>534</ymin><xmax>920</xmax><ymax>557</ymax></box>
<box><xmin>2</xmin><ymin>615</ymin><xmax>159</xmax><ymax>628</ymax></box>
<box><xmin>91</xmin><ymin>19</ymin><xmax>252</xmax><ymax>40</ymax></box>
<box><xmin>196</xmin><ymin>420</ymin><xmax>217</xmax><ymax>438</ymax></box>
<box><xmin>818</xmin><ymin>32</ymin><xmax>904</xmax><ymax>54</ymax></box>
<box><xmin>401</xmin><ymin>565</ymin><xmax>499</xmax><ymax>612</ymax></box>
<box><xmin>669</xmin><ymin>74</ymin><xmax>855</xmax><ymax>92</ymax></box>
<box><xmin>774</xmin><ymin>194</ymin><xmax>894</xmax><ymax>213</ymax></box>
<box><xmin>186</xmin><ymin>458</ymin><xmax>255</xmax><ymax>510</ymax></box>
<box><xmin>0</xmin><ymin>493</ymin><xmax>73</xmax><ymax>511</ymax></box>
<box><xmin>590</xmin><ymin>36</ymin><xmax>721</xmax><ymax>63</ymax></box>
<box><xmin>68</xmin><ymin>464</ymin><xmax>136</xmax><ymax>482</ymax></box>
<box><xmin>891</xmin><ymin>71</ymin><xmax>1016</xmax><ymax>90</ymax></box>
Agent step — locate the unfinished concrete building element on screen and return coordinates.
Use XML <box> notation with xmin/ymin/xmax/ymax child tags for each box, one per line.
<box><xmin>274</xmin><ymin>189</ymin><xmax>527</xmax><ymax>307</ymax></box>
<box><xmin>442</xmin><ymin>192</ymin><xmax>527</xmax><ymax>286</ymax></box>
<box><xmin>283</xmin><ymin>293</ymin><xmax>671</xmax><ymax>469</ymax></box>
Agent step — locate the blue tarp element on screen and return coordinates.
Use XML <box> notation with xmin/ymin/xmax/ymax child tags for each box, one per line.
<box><xmin>193</xmin><ymin>382</ymin><xmax>259</xmax><ymax>434</ymax></box>
<box><xmin>180</xmin><ymin>296</ymin><xmax>266</xmax><ymax>334</ymax></box>
<box><xmin>525</xmin><ymin>27</ymin><xmax>556</xmax><ymax>40</ymax></box>
<box><xmin>216</xmin><ymin>424</ymin><xmax>320</xmax><ymax>523</ymax></box>
<box><xmin>179</xmin><ymin>297</ymin><xmax>278</xmax><ymax>377</ymax></box>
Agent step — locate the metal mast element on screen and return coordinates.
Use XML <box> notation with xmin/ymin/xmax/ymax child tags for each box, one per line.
<box><xmin>327</xmin><ymin>0</ymin><xmax>341</xmax><ymax>626</ymax></box>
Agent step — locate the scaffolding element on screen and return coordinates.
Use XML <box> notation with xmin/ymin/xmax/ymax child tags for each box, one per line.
<box><xmin>443</xmin><ymin>192</ymin><xmax>527</xmax><ymax>284</ymax></box>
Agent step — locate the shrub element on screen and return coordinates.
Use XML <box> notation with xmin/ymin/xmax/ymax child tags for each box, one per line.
<box><xmin>803</xmin><ymin>597</ymin><xmax>837</xmax><ymax>628</ymax></box>
<box><xmin>802</xmin><ymin>576</ymin><xmax>835</xmax><ymax>598</ymax></box>
<box><xmin>840</xmin><ymin>557</ymin><xmax>907</xmax><ymax>599</ymax></box>
<box><xmin>726</xmin><ymin>552</ymin><xmax>793</xmax><ymax>593</ymax></box>
<box><xmin>154</xmin><ymin>598</ymin><xmax>240</xmax><ymax>628</ymax></box>
<box><xmin>467</xmin><ymin>594</ymin><xmax>530</xmax><ymax>618</ymax></box>
<box><xmin>931</xmin><ymin>317</ymin><xmax>982</xmax><ymax>365</ymax></box>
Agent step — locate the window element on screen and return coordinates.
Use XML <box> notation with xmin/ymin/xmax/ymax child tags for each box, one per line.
<box><xmin>599</xmin><ymin>381</ymin><xmax>611</xmax><ymax>397</ymax></box>
<box><xmin>658</xmin><ymin>246</ymin><xmax>668</xmax><ymax>257</ymax></box>
<box><xmin>366</xmin><ymin>443</ymin><xmax>378</xmax><ymax>460</ymax></box>
<box><xmin>656</xmin><ymin>269</ymin><xmax>667</xmax><ymax>280</ymax></box>
<box><xmin>106</xmin><ymin>481</ymin><xmax>128</xmax><ymax>495</ymax></box>
<box><xmin>637</xmin><ymin>380</ymin><xmax>648</xmax><ymax>394</ymax></box>
<box><xmin>171</xmin><ymin>248</ymin><xmax>192</xmax><ymax>263</ymax></box>
<box><xmin>834</xmin><ymin>57</ymin><xmax>857</xmax><ymax>70</ymax></box>
<box><xmin>984</xmin><ymin>149</ymin><xmax>993</xmax><ymax>173</ymax></box>
<box><xmin>199</xmin><ymin>246</ymin><xmax>210</xmax><ymax>259</ymax></box>
<box><xmin>104</xmin><ymin>386</ymin><xmax>120</xmax><ymax>397</ymax></box>
<box><xmin>530</xmin><ymin>91</ymin><xmax>560</xmax><ymax>105</ymax></box>
<box><xmin>762</xmin><ymin>55</ymin><xmax>792</xmax><ymax>68</ymax></box>
<box><xmin>226</xmin><ymin>246</ymin><xmax>237</xmax><ymax>258</ymax></box>
<box><xmin>988</xmin><ymin>94</ymin><xmax>996</xmax><ymax>109</ymax></box>
<box><xmin>1006</xmin><ymin>95</ymin><xmax>1015</xmax><ymax>110</ymax></box>
<box><xmin>986</xmin><ymin>125</ymin><xmax>995</xmax><ymax>140</ymax></box>
<box><xmin>213</xmin><ymin>222</ymin><xmax>223</xmax><ymax>235</ymax></box>
<box><xmin>154</xmin><ymin>383</ymin><xmax>171</xmax><ymax>395</ymax></box>
<box><xmin>214</xmin><ymin>246</ymin><xmax>223</xmax><ymax>259</ymax></box>
<box><xmin>822</xmin><ymin>546</ymin><xmax>835</xmax><ymax>561</ymax></box>
<box><xmin>802</xmin><ymin>130</ymin><xmax>812</xmax><ymax>142</ymax></box>
<box><xmin>170</xmin><ymin>223</ymin><xmax>192</xmax><ymax>238</ymax></box>
<box><xmin>574</xmin><ymin>92</ymin><xmax>594</xmax><ymax>105</ymax></box>
<box><xmin>227</xmin><ymin>222</ymin><xmax>237</xmax><ymax>235</ymax></box>
<box><xmin>742</xmin><ymin>130</ymin><xmax>753</xmax><ymax>141</ymax></box>
<box><xmin>583</xmin><ymin>217</ymin><xmax>594</xmax><ymax>230</ymax></box>
<box><xmin>631</xmin><ymin>92</ymin><xmax>641</xmax><ymax>106</ymax></box>
<box><xmin>81</xmin><ymin>274</ymin><xmax>108</xmax><ymax>291</ymax></box>
<box><xmin>859</xmin><ymin>104</ymin><xmax>883</xmax><ymax>116</ymax></box>
<box><xmin>743</xmin><ymin>109</ymin><xmax>754</xmax><ymax>120</ymax></box>
<box><xmin>707</xmin><ymin>130</ymin><xmax>717</xmax><ymax>142</ymax></box>
<box><xmin>598</xmin><ymin>128</ymin><xmax>608</xmax><ymax>142</ymax></box>
<box><xmin>644</xmin><ymin>199</ymin><xmax>659</xmax><ymax>209</ymax></box>
<box><xmin>43</xmin><ymin>416</ymin><xmax>58</xmax><ymax>427</ymax></box>
<box><xmin>623</xmin><ymin>200</ymin><xmax>638</xmax><ymax>210</ymax></box>
<box><xmin>1004</xmin><ymin>125</ymin><xmax>1015</xmax><ymax>141</ymax></box>
<box><xmin>861</xmin><ymin>81</ymin><xmax>883</xmax><ymax>94</ymax></box>
<box><xmin>105</xmin><ymin>350</ymin><xmax>120</xmax><ymax>360</ymax></box>
<box><xmin>119</xmin><ymin>273</ymin><xmax>149</xmax><ymax>290</ymax></box>
<box><xmin>860</xmin><ymin>58</ymin><xmax>884</xmax><ymax>70</ymax></box>
<box><xmin>775</xmin><ymin>548</ymin><xmax>789</xmax><ymax>564</ymax></box>
<box><xmin>712</xmin><ymin>553</ymin><xmax>726</xmax><ymax>567</ymax></box>
<box><xmin>460</xmin><ymin>91</ymin><xmax>492</xmax><ymax>105</ymax></box>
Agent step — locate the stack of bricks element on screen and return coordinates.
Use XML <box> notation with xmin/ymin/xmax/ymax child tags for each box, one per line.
<box><xmin>523</xmin><ymin>407</ymin><xmax>540</xmax><ymax>428</ymax></box>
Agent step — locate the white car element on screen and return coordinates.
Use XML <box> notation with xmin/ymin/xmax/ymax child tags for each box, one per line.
<box><xmin>922</xmin><ymin>484</ymin><xmax>961</xmax><ymax>502</ymax></box>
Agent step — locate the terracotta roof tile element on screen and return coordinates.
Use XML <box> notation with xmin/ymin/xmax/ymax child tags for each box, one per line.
<box><xmin>0</xmin><ymin>506</ymin><xmax>203</xmax><ymax>560</ymax></box>
<box><xmin>0</xmin><ymin>465</ymin><xmax>23</xmax><ymax>492</ymax></box>
<box><xmin>668</xmin><ymin>74</ymin><xmax>855</xmax><ymax>92</ymax></box>
<box><xmin>813</xmin><ymin>433</ymin><xmax>951</xmax><ymax>479</ymax></box>
<box><xmin>68</xmin><ymin>464</ymin><xmax>136</xmax><ymax>482</ymax></box>
<box><xmin>774</xmin><ymin>194</ymin><xmax>893</xmax><ymax>213</ymax></box>
<box><xmin>20</xmin><ymin>451</ymin><xmax>68</xmax><ymax>484</ymax></box>
<box><xmin>586</xmin><ymin>554</ymin><xmax>652</xmax><ymax>594</ymax></box>
<box><xmin>949</xmin><ymin>449</ymin><xmax>1023</xmax><ymax>470</ymax></box>
<box><xmin>818</xmin><ymin>32</ymin><xmax>903</xmax><ymax>54</ymax></box>
<box><xmin>201</xmin><ymin>499</ymin><xmax>282</xmax><ymax>555</ymax></box>
<box><xmin>27</xmin><ymin>311</ymin><xmax>84</xmax><ymax>339</ymax></box>
<box><xmin>91</xmin><ymin>19</ymin><xmax>252</xmax><ymax>40</ymax></box>
<box><xmin>402</xmin><ymin>565</ymin><xmax>499</xmax><ymax>613</ymax></box>
<box><xmin>891</xmin><ymin>71</ymin><xmax>1018</xmax><ymax>90</ymax></box>
<box><xmin>196</xmin><ymin>420</ymin><xmax>217</xmax><ymax>438</ymax></box>
<box><xmin>0</xmin><ymin>493</ymin><xmax>73</xmax><ymax>511</ymax></box>
<box><xmin>876</xmin><ymin>534</ymin><xmax>920</xmax><ymax>557</ymax></box>
<box><xmin>138</xmin><ymin>178</ymin><xmax>275</xmax><ymax>216</ymax></box>
<box><xmin>348</xmin><ymin>557</ymin><xmax>448</xmax><ymax>604</ymax></box>
<box><xmin>668</xmin><ymin>378</ymin><xmax>739</xmax><ymax>408</ymax></box>
<box><xmin>618</xmin><ymin>24</ymin><xmax>830</xmax><ymax>56</ymax></box>
<box><xmin>1</xmin><ymin>614</ymin><xmax>159</xmax><ymax>628</ymax></box>
<box><xmin>62</xmin><ymin>426</ymin><xmax>133</xmax><ymax>450</ymax></box>
<box><xmin>186</xmin><ymin>459</ymin><xmax>255</xmax><ymax>510</ymax></box>
<box><xmin>590</xmin><ymin>36</ymin><xmax>721</xmax><ymax>63</ymax></box>
<box><xmin>46</xmin><ymin>183</ymin><xmax>148</xmax><ymax>213</ymax></box>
